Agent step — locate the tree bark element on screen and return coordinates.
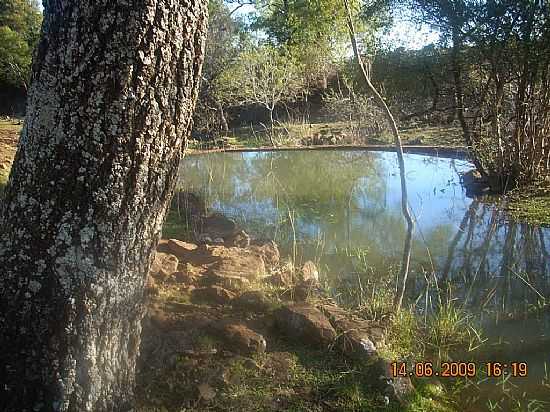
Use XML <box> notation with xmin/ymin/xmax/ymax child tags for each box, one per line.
<box><xmin>0</xmin><ymin>1</ymin><xmax>208</xmax><ymax>411</ymax></box>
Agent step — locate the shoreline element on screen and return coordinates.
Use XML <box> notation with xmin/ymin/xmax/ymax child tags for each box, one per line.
<box><xmin>187</xmin><ymin>144</ymin><xmax>470</xmax><ymax>161</ymax></box>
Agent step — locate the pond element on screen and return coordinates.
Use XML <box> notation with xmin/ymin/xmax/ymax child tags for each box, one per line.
<box><xmin>178</xmin><ymin>149</ymin><xmax>550</xmax><ymax>408</ymax></box>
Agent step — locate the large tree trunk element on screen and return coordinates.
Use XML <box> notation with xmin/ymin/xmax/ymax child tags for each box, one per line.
<box><xmin>0</xmin><ymin>1</ymin><xmax>208</xmax><ymax>411</ymax></box>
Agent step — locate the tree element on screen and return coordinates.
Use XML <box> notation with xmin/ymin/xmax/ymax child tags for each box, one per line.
<box><xmin>193</xmin><ymin>0</ymin><xmax>248</xmax><ymax>135</ymax></box>
<box><xmin>217</xmin><ymin>44</ymin><xmax>304</xmax><ymax>144</ymax></box>
<box><xmin>0</xmin><ymin>0</ymin><xmax>42</xmax><ymax>90</ymax></box>
<box><xmin>344</xmin><ymin>0</ymin><xmax>414</xmax><ymax>311</ymax></box>
<box><xmin>254</xmin><ymin>0</ymin><xmax>391</xmax><ymax>96</ymax></box>
<box><xmin>371</xmin><ymin>46</ymin><xmax>455</xmax><ymax>122</ymax></box>
<box><xmin>411</xmin><ymin>0</ymin><xmax>550</xmax><ymax>189</ymax></box>
<box><xmin>0</xmin><ymin>25</ymin><xmax>31</xmax><ymax>90</ymax></box>
<box><xmin>0</xmin><ymin>0</ymin><xmax>208</xmax><ymax>410</ymax></box>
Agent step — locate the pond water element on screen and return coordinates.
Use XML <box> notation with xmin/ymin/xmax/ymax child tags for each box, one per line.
<box><xmin>178</xmin><ymin>149</ymin><xmax>550</xmax><ymax>408</ymax></box>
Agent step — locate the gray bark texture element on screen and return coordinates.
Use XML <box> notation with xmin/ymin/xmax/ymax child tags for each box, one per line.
<box><xmin>0</xmin><ymin>1</ymin><xmax>208</xmax><ymax>411</ymax></box>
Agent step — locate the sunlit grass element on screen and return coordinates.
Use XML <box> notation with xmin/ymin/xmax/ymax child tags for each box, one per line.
<box><xmin>506</xmin><ymin>192</ymin><xmax>550</xmax><ymax>226</ymax></box>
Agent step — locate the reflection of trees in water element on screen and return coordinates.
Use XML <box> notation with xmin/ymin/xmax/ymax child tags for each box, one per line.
<box><xmin>180</xmin><ymin>150</ymin><xmax>388</xmax><ymax>238</ymax></box>
<box><xmin>434</xmin><ymin>202</ymin><xmax>550</xmax><ymax>315</ymax></box>
<box><xmin>181</xmin><ymin>152</ymin><xmax>550</xmax><ymax>315</ymax></box>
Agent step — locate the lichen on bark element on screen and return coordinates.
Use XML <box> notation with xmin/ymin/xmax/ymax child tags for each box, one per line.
<box><xmin>0</xmin><ymin>1</ymin><xmax>208</xmax><ymax>411</ymax></box>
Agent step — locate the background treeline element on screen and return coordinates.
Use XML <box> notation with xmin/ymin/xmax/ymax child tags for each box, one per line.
<box><xmin>2</xmin><ymin>0</ymin><xmax>550</xmax><ymax>191</ymax></box>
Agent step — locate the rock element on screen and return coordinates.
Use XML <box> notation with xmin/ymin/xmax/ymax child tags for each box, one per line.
<box><xmin>191</xmin><ymin>286</ymin><xmax>236</xmax><ymax>305</ymax></box>
<box><xmin>150</xmin><ymin>252</ymin><xmax>179</xmax><ymax>281</ymax></box>
<box><xmin>167</xmin><ymin>239</ymin><xmax>198</xmax><ymax>257</ymax></box>
<box><xmin>210</xmin><ymin>274</ymin><xmax>251</xmax><ymax>291</ymax></box>
<box><xmin>211</xmin><ymin>320</ymin><xmax>267</xmax><ymax>355</ymax></box>
<box><xmin>293</xmin><ymin>280</ymin><xmax>322</xmax><ymax>301</ymax></box>
<box><xmin>461</xmin><ymin>169</ymin><xmax>483</xmax><ymax>185</ymax></box>
<box><xmin>274</xmin><ymin>303</ymin><xmax>337</xmax><ymax>347</ymax></box>
<box><xmin>171</xmin><ymin>270</ymin><xmax>198</xmax><ymax>284</ymax></box>
<box><xmin>267</xmin><ymin>260</ymin><xmax>294</xmax><ymax>287</ymax></box>
<box><xmin>301</xmin><ymin>261</ymin><xmax>319</xmax><ymax>283</ymax></box>
<box><xmin>228</xmin><ymin>230</ymin><xmax>251</xmax><ymax>248</ymax></box>
<box><xmin>333</xmin><ymin>318</ymin><xmax>378</xmax><ymax>359</ymax></box>
<box><xmin>212</xmin><ymin>237</ymin><xmax>225</xmax><ymax>244</ymax></box>
<box><xmin>147</xmin><ymin>306</ymin><xmax>175</xmax><ymax>330</ymax></box>
<box><xmin>210</xmin><ymin>246</ymin><xmax>266</xmax><ymax>281</ymax></box>
<box><xmin>318</xmin><ymin>303</ymin><xmax>348</xmax><ymax>323</ymax></box>
<box><xmin>233</xmin><ymin>290</ymin><xmax>272</xmax><ymax>312</ymax></box>
<box><xmin>372</xmin><ymin>358</ymin><xmax>415</xmax><ymax>405</ymax></box>
<box><xmin>200</xmin><ymin>213</ymin><xmax>238</xmax><ymax>239</ymax></box>
<box><xmin>250</xmin><ymin>240</ymin><xmax>280</xmax><ymax>267</ymax></box>
<box><xmin>320</xmin><ymin>305</ymin><xmax>386</xmax><ymax>353</ymax></box>
<box><xmin>197</xmin><ymin>233</ymin><xmax>213</xmax><ymax>244</ymax></box>
<box><xmin>461</xmin><ymin>169</ymin><xmax>493</xmax><ymax>196</ymax></box>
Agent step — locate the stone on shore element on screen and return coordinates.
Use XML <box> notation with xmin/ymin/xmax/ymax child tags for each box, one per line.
<box><xmin>210</xmin><ymin>246</ymin><xmax>267</xmax><ymax>280</ymax></box>
<box><xmin>150</xmin><ymin>252</ymin><xmax>179</xmax><ymax>281</ymax></box>
<box><xmin>301</xmin><ymin>261</ymin><xmax>319</xmax><ymax>283</ymax></box>
<box><xmin>250</xmin><ymin>240</ymin><xmax>280</xmax><ymax>267</ymax></box>
<box><xmin>191</xmin><ymin>286</ymin><xmax>236</xmax><ymax>305</ymax></box>
<box><xmin>232</xmin><ymin>290</ymin><xmax>272</xmax><ymax>312</ymax></box>
<box><xmin>211</xmin><ymin>320</ymin><xmax>267</xmax><ymax>355</ymax></box>
<box><xmin>274</xmin><ymin>303</ymin><xmax>337</xmax><ymax>347</ymax></box>
<box><xmin>167</xmin><ymin>239</ymin><xmax>198</xmax><ymax>257</ymax></box>
<box><xmin>372</xmin><ymin>358</ymin><xmax>415</xmax><ymax>405</ymax></box>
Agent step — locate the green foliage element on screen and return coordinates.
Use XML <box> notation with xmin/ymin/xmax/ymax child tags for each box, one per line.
<box><xmin>254</xmin><ymin>0</ymin><xmax>390</xmax><ymax>49</ymax></box>
<box><xmin>0</xmin><ymin>0</ymin><xmax>42</xmax><ymax>89</ymax></box>
<box><xmin>254</xmin><ymin>0</ymin><xmax>350</xmax><ymax>47</ymax></box>
<box><xmin>0</xmin><ymin>26</ymin><xmax>31</xmax><ymax>87</ymax></box>
<box><xmin>411</xmin><ymin>0</ymin><xmax>550</xmax><ymax>189</ymax></box>
<box><xmin>506</xmin><ymin>190</ymin><xmax>550</xmax><ymax>226</ymax></box>
<box><xmin>0</xmin><ymin>0</ymin><xmax>42</xmax><ymax>45</ymax></box>
<box><xmin>193</xmin><ymin>0</ymin><xmax>248</xmax><ymax>135</ymax></box>
<box><xmin>252</xmin><ymin>0</ymin><xmax>392</xmax><ymax>99</ymax></box>
<box><xmin>216</xmin><ymin>44</ymin><xmax>305</xmax><ymax>121</ymax></box>
<box><xmin>372</xmin><ymin>45</ymin><xmax>453</xmax><ymax>120</ymax></box>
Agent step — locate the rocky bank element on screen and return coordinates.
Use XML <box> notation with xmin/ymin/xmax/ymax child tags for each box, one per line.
<box><xmin>136</xmin><ymin>205</ymin><xmax>415</xmax><ymax>411</ymax></box>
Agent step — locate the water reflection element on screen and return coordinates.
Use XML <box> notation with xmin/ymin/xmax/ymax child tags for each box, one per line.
<box><xmin>179</xmin><ymin>150</ymin><xmax>550</xmax><ymax>324</ymax></box>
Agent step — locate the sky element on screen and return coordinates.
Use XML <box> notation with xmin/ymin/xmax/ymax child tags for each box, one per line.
<box><xmin>380</xmin><ymin>18</ymin><xmax>440</xmax><ymax>50</ymax></box>
<box><xmin>232</xmin><ymin>3</ymin><xmax>440</xmax><ymax>50</ymax></box>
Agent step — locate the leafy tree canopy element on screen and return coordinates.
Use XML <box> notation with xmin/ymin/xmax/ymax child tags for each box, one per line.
<box><xmin>0</xmin><ymin>0</ymin><xmax>42</xmax><ymax>89</ymax></box>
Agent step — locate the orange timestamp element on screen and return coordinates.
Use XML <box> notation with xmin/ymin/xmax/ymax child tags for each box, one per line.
<box><xmin>391</xmin><ymin>361</ymin><xmax>529</xmax><ymax>378</ymax></box>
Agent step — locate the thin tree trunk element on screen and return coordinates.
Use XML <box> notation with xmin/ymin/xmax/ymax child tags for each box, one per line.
<box><xmin>450</xmin><ymin>29</ymin><xmax>485</xmax><ymax>175</ymax></box>
<box><xmin>0</xmin><ymin>1</ymin><xmax>208</xmax><ymax>411</ymax></box>
<box><xmin>216</xmin><ymin>99</ymin><xmax>229</xmax><ymax>132</ymax></box>
<box><xmin>343</xmin><ymin>0</ymin><xmax>414</xmax><ymax>312</ymax></box>
<box><xmin>268</xmin><ymin>107</ymin><xmax>276</xmax><ymax>146</ymax></box>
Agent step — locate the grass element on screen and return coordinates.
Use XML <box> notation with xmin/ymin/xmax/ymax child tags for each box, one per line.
<box><xmin>506</xmin><ymin>189</ymin><xmax>550</xmax><ymax>226</ymax></box>
<box><xmin>188</xmin><ymin>121</ymin><xmax>464</xmax><ymax>151</ymax></box>
<box><xmin>136</xmin><ymin>334</ymin><xmax>453</xmax><ymax>412</ymax></box>
<box><xmin>162</xmin><ymin>209</ymin><xmax>194</xmax><ymax>240</ymax></box>
<box><xmin>0</xmin><ymin>118</ymin><xmax>22</xmax><ymax>195</ymax></box>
